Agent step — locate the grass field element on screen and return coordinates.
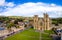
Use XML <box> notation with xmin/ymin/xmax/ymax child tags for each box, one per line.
<box><xmin>5</xmin><ymin>28</ymin><xmax>54</xmax><ymax>40</ymax></box>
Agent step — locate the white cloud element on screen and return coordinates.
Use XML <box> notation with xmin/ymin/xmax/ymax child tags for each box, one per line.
<box><xmin>0</xmin><ymin>0</ymin><xmax>5</xmax><ymax>6</ymax></box>
<box><xmin>0</xmin><ymin>0</ymin><xmax>15</xmax><ymax>7</ymax></box>
<box><xmin>0</xmin><ymin>2</ymin><xmax>62</xmax><ymax>18</ymax></box>
<box><xmin>50</xmin><ymin>3</ymin><xmax>56</xmax><ymax>7</ymax></box>
<box><xmin>5</xmin><ymin>2</ymin><xmax>15</xmax><ymax>7</ymax></box>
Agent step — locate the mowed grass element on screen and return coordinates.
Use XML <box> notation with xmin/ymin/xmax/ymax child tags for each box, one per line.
<box><xmin>5</xmin><ymin>28</ymin><xmax>54</xmax><ymax>40</ymax></box>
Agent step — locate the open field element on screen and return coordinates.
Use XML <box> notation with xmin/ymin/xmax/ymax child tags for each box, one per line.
<box><xmin>5</xmin><ymin>28</ymin><xmax>54</xmax><ymax>40</ymax></box>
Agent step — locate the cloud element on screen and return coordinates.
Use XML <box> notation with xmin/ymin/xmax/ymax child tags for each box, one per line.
<box><xmin>0</xmin><ymin>0</ymin><xmax>15</xmax><ymax>6</ymax></box>
<box><xmin>0</xmin><ymin>0</ymin><xmax>5</xmax><ymax>6</ymax></box>
<box><xmin>0</xmin><ymin>2</ymin><xmax>62</xmax><ymax>18</ymax></box>
<box><xmin>0</xmin><ymin>0</ymin><xmax>15</xmax><ymax>13</ymax></box>
<box><xmin>5</xmin><ymin>2</ymin><xmax>15</xmax><ymax>7</ymax></box>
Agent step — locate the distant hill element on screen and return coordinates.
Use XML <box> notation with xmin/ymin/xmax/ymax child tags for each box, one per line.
<box><xmin>8</xmin><ymin>16</ymin><xmax>23</xmax><ymax>18</ymax></box>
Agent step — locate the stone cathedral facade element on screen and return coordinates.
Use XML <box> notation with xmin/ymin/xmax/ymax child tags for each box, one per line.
<box><xmin>33</xmin><ymin>13</ymin><xmax>51</xmax><ymax>30</ymax></box>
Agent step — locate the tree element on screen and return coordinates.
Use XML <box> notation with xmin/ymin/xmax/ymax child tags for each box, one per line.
<box><xmin>14</xmin><ymin>19</ymin><xmax>18</xmax><ymax>24</ymax></box>
<box><xmin>6</xmin><ymin>23</ymin><xmax>15</xmax><ymax>32</ymax></box>
<box><xmin>15</xmin><ymin>25</ymin><xmax>20</xmax><ymax>28</ymax></box>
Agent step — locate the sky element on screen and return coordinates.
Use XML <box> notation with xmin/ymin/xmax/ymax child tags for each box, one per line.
<box><xmin>0</xmin><ymin>0</ymin><xmax>62</xmax><ymax>18</ymax></box>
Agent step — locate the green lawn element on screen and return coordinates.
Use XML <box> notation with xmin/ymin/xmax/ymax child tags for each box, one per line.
<box><xmin>5</xmin><ymin>28</ymin><xmax>54</xmax><ymax>40</ymax></box>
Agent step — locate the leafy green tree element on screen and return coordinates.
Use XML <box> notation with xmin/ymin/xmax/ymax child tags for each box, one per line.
<box><xmin>15</xmin><ymin>25</ymin><xmax>20</xmax><ymax>28</ymax></box>
<box><xmin>6</xmin><ymin>23</ymin><xmax>15</xmax><ymax>32</ymax></box>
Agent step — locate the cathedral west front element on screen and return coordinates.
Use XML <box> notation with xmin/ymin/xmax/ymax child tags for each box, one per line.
<box><xmin>33</xmin><ymin>13</ymin><xmax>51</xmax><ymax>30</ymax></box>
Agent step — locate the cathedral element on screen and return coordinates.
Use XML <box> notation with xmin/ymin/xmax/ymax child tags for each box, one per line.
<box><xmin>33</xmin><ymin>13</ymin><xmax>51</xmax><ymax>30</ymax></box>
